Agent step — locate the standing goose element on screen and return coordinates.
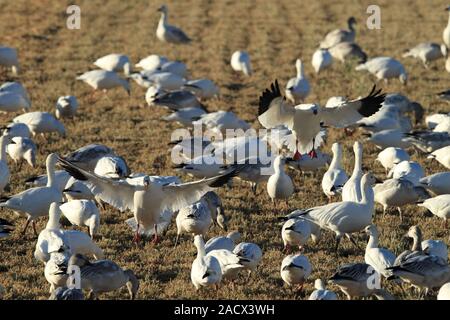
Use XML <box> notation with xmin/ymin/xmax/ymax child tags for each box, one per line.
<box><xmin>375</xmin><ymin>147</ymin><xmax>410</xmax><ymax>174</ymax></box>
<box><xmin>285</xmin><ymin>59</ymin><xmax>310</xmax><ymax>104</ymax></box>
<box><xmin>175</xmin><ymin>197</ymin><xmax>213</xmax><ymax>246</ymax></box>
<box><xmin>427</xmin><ymin>146</ymin><xmax>450</xmax><ymax>169</ymax></box>
<box><xmin>342</xmin><ymin>141</ymin><xmax>363</xmax><ymax>202</ymax></box>
<box><xmin>205</xmin><ymin>231</ymin><xmax>241</xmax><ymax>254</ymax></box>
<box><xmin>322</xmin><ymin>143</ymin><xmax>348</xmax><ymax>201</ymax></box>
<box><xmin>355</xmin><ymin>57</ymin><xmax>407</xmax><ymax>84</ymax></box>
<box><xmin>230</xmin><ymin>51</ymin><xmax>252</xmax><ymax>76</ymax></box>
<box><xmin>417</xmin><ymin>194</ymin><xmax>450</xmax><ymax>228</ymax></box>
<box><xmin>13</xmin><ymin>112</ymin><xmax>66</xmax><ymax>137</ymax></box>
<box><xmin>55</xmin><ymin>96</ymin><xmax>78</xmax><ymax>119</ymax></box>
<box><xmin>328</xmin><ymin>42</ymin><xmax>367</xmax><ymax>63</ymax></box>
<box><xmin>0</xmin><ymin>136</ymin><xmax>13</xmax><ymax>194</ymax></box>
<box><xmin>2</xmin><ymin>122</ymin><xmax>31</xmax><ymax>138</ymax></box>
<box><xmin>0</xmin><ymin>91</ymin><xmax>30</xmax><ymax>113</ymax></box>
<box><xmin>364</xmin><ymin>224</ymin><xmax>396</xmax><ymax>278</ymax></box>
<box><xmin>308</xmin><ymin>279</ymin><xmax>338</xmax><ymax>300</ymax></box>
<box><xmin>93</xmin><ymin>54</ymin><xmax>131</xmax><ymax>76</ymax></box>
<box><xmin>280</xmin><ymin>254</ymin><xmax>312</xmax><ymax>291</ymax></box>
<box><xmin>419</xmin><ymin>172</ymin><xmax>450</xmax><ymax>195</ymax></box>
<box><xmin>60</xmin><ymin>200</ymin><xmax>100</xmax><ymax>239</ymax></box>
<box><xmin>443</xmin><ymin>6</ymin><xmax>450</xmax><ymax>49</ymax></box>
<box><xmin>191</xmin><ymin>235</ymin><xmax>222</xmax><ymax>290</ymax></box>
<box><xmin>156</xmin><ymin>5</ymin><xmax>191</xmax><ymax>44</ymax></box>
<box><xmin>320</xmin><ymin>17</ymin><xmax>357</xmax><ymax>49</ymax></box>
<box><xmin>267</xmin><ymin>155</ymin><xmax>294</xmax><ymax>206</ymax></box>
<box><xmin>135</xmin><ymin>54</ymin><xmax>168</xmax><ymax>71</ymax></box>
<box><xmin>403</xmin><ymin>43</ymin><xmax>446</xmax><ymax>68</ymax></box>
<box><xmin>7</xmin><ymin>136</ymin><xmax>36</xmax><ymax>169</ymax></box>
<box><xmin>0</xmin><ymin>46</ymin><xmax>19</xmax><ymax>75</ymax></box>
<box><xmin>281</xmin><ymin>218</ymin><xmax>311</xmax><ymax>252</ymax></box>
<box><xmin>0</xmin><ymin>153</ymin><xmax>62</xmax><ymax>236</ymax></box>
<box><xmin>233</xmin><ymin>242</ymin><xmax>263</xmax><ymax>273</ymax></box>
<box><xmin>76</xmin><ymin>70</ymin><xmax>130</xmax><ymax>96</ymax></box>
<box><xmin>311</xmin><ymin>48</ymin><xmax>332</xmax><ymax>74</ymax></box>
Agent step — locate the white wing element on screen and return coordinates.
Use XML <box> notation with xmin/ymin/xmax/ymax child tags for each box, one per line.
<box><xmin>257</xmin><ymin>80</ymin><xmax>295</xmax><ymax>129</ymax></box>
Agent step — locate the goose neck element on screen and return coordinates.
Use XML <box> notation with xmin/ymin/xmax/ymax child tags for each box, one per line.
<box><xmin>159</xmin><ymin>12</ymin><xmax>167</xmax><ymax>26</ymax></box>
<box><xmin>360</xmin><ymin>177</ymin><xmax>374</xmax><ymax>205</ymax></box>
<box><xmin>352</xmin><ymin>148</ymin><xmax>362</xmax><ymax>176</ymax></box>
<box><xmin>46</xmin><ymin>159</ymin><xmax>56</xmax><ymax>187</ymax></box>
<box><xmin>330</xmin><ymin>150</ymin><xmax>342</xmax><ymax>169</ymax></box>
<box><xmin>296</xmin><ymin>61</ymin><xmax>304</xmax><ymax>79</ymax></box>
<box><xmin>366</xmin><ymin>232</ymin><xmax>378</xmax><ymax>249</ymax></box>
<box><xmin>0</xmin><ymin>138</ymin><xmax>7</xmax><ymax>162</ymax></box>
<box><xmin>411</xmin><ymin>233</ymin><xmax>422</xmax><ymax>252</ymax></box>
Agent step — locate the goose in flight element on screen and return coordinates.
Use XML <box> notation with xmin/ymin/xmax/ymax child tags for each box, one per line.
<box><xmin>156</xmin><ymin>5</ymin><xmax>191</xmax><ymax>44</ymax></box>
<box><xmin>57</xmin><ymin>156</ymin><xmax>239</xmax><ymax>243</ymax></box>
<box><xmin>257</xmin><ymin>80</ymin><xmax>385</xmax><ymax>159</ymax></box>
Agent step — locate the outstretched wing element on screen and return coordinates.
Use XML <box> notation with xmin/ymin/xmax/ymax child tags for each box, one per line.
<box><xmin>257</xmin><ymin>80</ymin><xmax>295</xmax><ymax>129</ymax></box>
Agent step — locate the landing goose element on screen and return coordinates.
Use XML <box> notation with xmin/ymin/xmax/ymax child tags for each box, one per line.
<box><xmin>7</xmin><ymin>136</ymin><xmax>36</xmax><ymax>169</ymax></box>
<box><xmin>76</xmin><ymin>70</ymin><xmax>130</xmax><ymax>96</ymax></box>
<box><xmin>183</xmin><ymin>79</ymin><xmax>219</xmax><ymax>100</ymax></box>
<box><xmin>0</xmin><ymin>46</ymin><xmax>19</xmax><ymax>75</ymax></box>
<box><xmin>0</xmin><ymin>91</ymin><xmax>30</xmax><ymax>113</ymax></box>
<box><xmin>233</xmin><ymin>242</ymin><xmax>263</xmax><ymax>273</ymax></box>
<box><xmin>207</xmin><ymin>249</ymin><xmax>246</xmax><ymax>280</ymax></box>
<box><xmin>428</xmin><ymin>146</ymin><xmax>450</xmax><ymax>169</ymax></box>
<box><xmin>191</xmin><ymin>235</ymin><xmax>222</xmax><ymax>290</ymax></box>
<box><xmin>311</xmin><ymin>48</ymin><xmax>332</xmax><ymax>74</ymax></box>
<box><xmin>355</xmin><ymin>57</ymin><xmax>407</xmax><ymax>84</ymax></box>
<box><xmin>285</xmin><ymin>59</ymin><xmax>310</xmax><ymax>104</ymax></box>
<box><xmin>13</xmin><ymin>112</ymin><xmax>66</xmax><ymax>137</ymax></box>
<box><xmin>364</xmin><ymin>224</ymin><xmax>396</xmax><ymax>278</ymax></box>
<box><xmin>328</xmin><ymin>42</ymin><xmax>367</xmax><ymax>63</ymax></box>
<box><xmin>68</xmin><ymin>254</ymin><xmax>139</xmax><ymax>300</ymax></box>
<box><xmin>135</xmin><ymin>54</ymin><xmax>168</xmax><ymax>71</ymax></box>
<box><xmin>438</xmin><ymin>283</ymin><xmax>450</xmax><ymax>300</ymax></box>
<box><xmin>322</xmin><ymin>143</ymin><xmax>348</xmax><ymax>201</ymax></box>
<box><xmin>60</xmin><ymin>200</ymin><xmax>100</xmax><ymax>239</ymax></box>
<box><xmin>444</xmin><ymin>6</ymin><xmax>450</xmax><ymax>49</ymax></box>
<box><xmin>281</xmin><ymin>218</ymin><xmax>311</xmax><ymax>252</ymax></box>
<box><xmin>419</xmin><ymin>172</ymin><xmax>450</xmax><ymax>195</ymax></box>
<box><xmin>156</xmin><ymin>5</ymin><xmax>191</xmax><ymax>44</ymax></box>
<box><xmin>308</xmin><ymin>279</ymin><xmax>338</xmax><ymax>300</ymax></box>
<box><xmin>257</xmin><ymin>80</ymin><xmax>384</xmax><ymax>159</ymax></box>
<box><xmin>403</xmin><ymin>43</ymin><xmax>445</xmax><ymax>67</ymax></box>
<box><xmin>387</xmin><ymin>161</ymin><xmax>424</xmax><ymax>186</ymax></box>
<box><xmin>175</xmin><ymin>197</ymin><xmax>213</xmax><ymax>246</ymax></box>
<box><xmin>93</xmin><ymin>54</ymin><xmax>131</xmax><ymax>75</ymax></box>
<box><xmin>230</xmin><ymin>51</ymin><xmax>252</xmax><ymax>76</ymax></box>
<box><xmin>0</xmin><ymin>153</ymin><xmax>62</xmax><ymax>236</ymax></box>
<box><xmin>205</xmin><ymin>231</ymin><xmax>241</xmax><ymax>254</ymax></box>
<box><xmin>320</xmin><ymin>17</ymin><xmax>357</xmax><ymax>49</ymax></box>
<box><xmin>376</xmin><ymin>147</ymin><xmax>409</xmax><ymax>174</ymax></box>
<box><xmin>55</xmin><ymin>96</ymin><xmax>78</xmax><ymax>119</ymax></box>
<box><xmin>342</xmin><ymin>141</ymin><xmax>363</xmax><ymax>202</ymax></box>
<box><xmin>2</xmin><ymin>122</ymin><xmax>30</xmax><ymax>138</ymax></box>
<box><xmin>417</xmin><ymin>194</ymin><xmax>450</xmax><ymax>227</ymax></box>
<box><xmin>0</xmin><ymin>136</ymin><xmax>13</xmax><ymax>194</ymax></box>
<box><xmin>280</xmin><ymin>254</ymin><xmax>312</xmax><ymax>290</ymax></box>
<box><xmin>267</xmin><ymin>155</ymin><xmax>294</xmax><ymax>205</ymax></box>
<box><xmin>57</xmin><ymin>156</ymin><xmax>238</xmax><ymax>243</ymax></box>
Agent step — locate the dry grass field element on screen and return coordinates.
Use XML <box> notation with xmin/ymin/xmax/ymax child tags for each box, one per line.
<box><xmin>0</xmin><ymin>0</ymin><xmax>449</xmax><ymax>300</ymax></box>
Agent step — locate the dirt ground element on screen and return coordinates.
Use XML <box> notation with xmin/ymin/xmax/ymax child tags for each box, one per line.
<box><xmin>0</xmin><ymin>0</ymin><xmax>449</xmax><ymax>300</ymax></box>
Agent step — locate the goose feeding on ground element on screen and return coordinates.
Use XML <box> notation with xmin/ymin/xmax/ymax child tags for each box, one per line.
<box><xmin>135</xmin><ymin>54</ymin><xmax>168</xmax><ymax>71</ymax></box>
<box><xmin>320</xmin><ymin>17</ymin><xmax>357</xmax><ymax>49</ymax></box>
<box><xmin>375</xmin><ymin>147</ymin><xmax>410</xmax><ymax>174</ymax></box>
<box><xmin>207</xmin><ymin>249</ymin><xmax>246</xmax><ymax>280</ymax></box>
<box><xmin>387</xmin><ymin>161</ymin><xmax>424</xmax><ymax>186</ymax></box>
<box><xmin>65</xmin><ymin>144</ymin><xmax>117</xmax><ymax>171</ymax></box>
<box><xmin>422</xmin><ymin>240</ymin><xmax>448</xmax><ymax>262</ymax></box>
<box><xmin>94</xmin><ymin>156</ymin><xmax>130</xmax><ymax>179</ymax></box>
<box><xmin>230</xmin><ymin>51</ymin><xmax>252</xmax><ymax>76</ymax></box>
<box><xmin>342</xmin><ymin>141</ymin><xmax>363</xmax><ymax>202</ymax></box>
<box><xmin>281</xmin><ymin>218</ymin><xmax>311</xmax><ymax>252</ymax></box>
<box><xmin>0</xmin><ymin>136</ymin><xmax>13</xmax><ymax>194</ymax></box>
<box><xmin>233</xmin><ymin>242</ymin><xmax>263</xmax><ymax>273</ymax></box>
<box><xmin>355</xmin><ymin>57</ymin><xmax>407</xmax><ymax>84</ymax></box>
<box><xmin>68</xmin><ymin>254</ymin><xmax>139</xmax><ymax>300</ymax></box>
<box><xmin>183</xmin><ymin>79</ymin><xmax>219</xmax><ymax>100</ymax></box>
<box><xmin>175</xmin><ymin>197</ymin><xmax>213</xmax><ymax>246</ymax></box>
<box><xmin>419</xmin><ymin>172</ymin><xmax>450</xmax><ymax>195</ymax></box>
<box><xmin>285</xmin><ymin>59</ymin><xmax>310</xmax><ymax>104</ymax></box>
<box><xmin>0</xmin><ymin>153</ymin><xmax>62</xmax><ymax>236</ymax></box>
<box><xmin>328</xmin><ymin>42</ymin><xmax>367</xmax><ymax>63</ymax></box>
<box><xmin>205</xmin><ymin>231</ymin><xmax>241</xmax><ymax>254</ymax></box>
<box><xmin>0</xmin><ymin>82</ymin><xmax>30</xmax><ymax>107</ymax></box>
<box><xmin>44</xmin><ymin>246</ymin><xmax>71</xmax><ymax>293</ymax></box>
<box><xmin>308</xmin><ymin>279</ymin><xmax>338</xmax><ymax>300</ymax></box>
<box><xmin>364</xmin><ymin>224</ymin><xmax>396</xmax><ymax>278</ymax></box>
<box><xmin>280</xmin><ymin>254</ymin><xmax>311</xmax><ymax>291</ymax></box>
<box><xmin>438</xmin><ymin>283</ymin><xmax>450</xmax><ymax>300</ymax></box>
<box><xmin>322</xmin><ymin>143</ymin><xmax>348</xmax><ymax>201</ymax></box>
<box><xmin>0</xmin><ymin>91</ymin><xmax>30</xmax><ymax>113</ymax></box>
<box><xmin>156</xmin><ymin>4</ymin><xmax>191</xmax><ymax>44</ymax></box>
<box><xmin>93</xmin><ymin>54</ymin><xmax>131</xmax><ymax>75</ymax></box>
<box><xmin>257</xmin><ymin>80</ymin><xmax>385</xmax><ymax>159</ymax></box>
<box><xmin>7</xmin><ymin>136</ymin><xmax>36</xmax><ymax>169</ymax></box>
<box><xmin>191</xmin><ymin>235</ymin><xmax>222</xmax><ymax>290</ymax></box>
<box><xmin>311</xmin><ymin>48</ymin><xmax>332</xmax><ymax>74</ymax></box>
<box><xmin>267</xmin><ymin>155</ymin><xmax>294</xmax><ymax>205</ymax></box>
<box><xmin>55</xmin><ymin>96</ymin><xmax>78</xmax><ymax>119</ymax></box>
<box><xmin>57</xmin><ymin>156</ymin><xmax>238</xmax><ymax>243</ymax></box>
<box><xmin>0</xmin><ymin>46</ymin><xmax>19</xmax><ymax>75</ymax></box>
<box><xmin>286</xmin><ymin>150</ymin><xmax>331</xmax><ymax>173</ymax></box>
<box><xmin>2</xmin><ymin>122</ymin><xmax>30</xmax><ymax>138</ymax></box>
<box><xmin>76</xmin><ymin>70</ymin><xmax>130</xmax><ymax>96</ymax></box>
<box><xmin>192</xmin><ymin>110</ymin><xmax>251</xmax><ymax>133</ymax></box>
<box><xmin>428</xmin><ymin>146</ymin><xmax>450</xmax><ymax>169</ymax></box>
<box><xmin>148</xmin><ymin>89</ymin><xmax>204</xmax><ymax>110</ymax></box>
<box><xmin>0</xmin><ymin>218</ymin><xmax>13</xmax><ymax>238</ymax></box>
<box><xmin>364</xmin><ymin>129</ymin><xmax>412</xmax><ymax>150</ymax></box>
<box><xmin>157</xmin><ymin>60</ymin><xmax>187</xmax><ymax>77</ymax></box>
<box><xmin>162</xmin><ymin>107</ymin><xmax>207</xmax><ymax>127</ymax></box>
<box><xmin>60</xmin><ymin>200</ymin><xmax>100</xmax><ymax>239</ymax></box>
<box><xmin>417</xmin><ymin>195</ymin><xmax>450</xmax><ymax>227</ymax></box>
<box><xmin>403</xmin><ymin>43</ymin><xmax>445</xmax><ymax>67</ymax></box>
<box><xmin>13</xmin><ymin>112</ymin><xmax>66</xmax><ymax>137</ymax></box>
<box><xmin>138</xmin><ymin>70</ymin><xmax>185</xmax><ymax>91</ymax></box>
<box><xmin>403</xmin><ymin>131</ymin><xmax>450</xmax><ymax>153</ymax></box>
<box><xmin>201</xmin><ymin>191</ymin><xmax>227</xmax><ymax>230</ymax></box>
<box><xmin>49</xmin><ymin>287</ymin><xmax>84</xmax><ymax>300</ymax></box>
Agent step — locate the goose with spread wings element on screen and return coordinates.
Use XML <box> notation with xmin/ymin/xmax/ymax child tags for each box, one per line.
<box><xmin>257</xmin><ymin>80</ymin><xmax>385</xmax><ymax>159</ymax></box>
<box><xmin>57</xmin><ymin>156</ymin><xmax>238</xmax><ymax>244</ymax></box>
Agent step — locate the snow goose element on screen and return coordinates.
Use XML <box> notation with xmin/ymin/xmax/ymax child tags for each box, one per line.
<box><xmin>205</xmin><ymin>231</ymin><xmax>241</xmax><ymax>254</ymax></box>
<box><xmin>233</xmin><ymin>242</ymin><xmax>263</xmax><ymax>273</ymax></box>
<box><xmin>193</xmin><ymin>110</ymin><xmax>251</xmax><ymax>133</ymax></box>
<box><xmin>364</xmin><ymin>224</ymin><xmax>396</xmax><ymax>278</ymax></box>
<box><xmin>419</xmin><ymin>172</ymin><xmax>450</xmax><ymax>195</ymax></box>
<box><xmin>62</xmin><ymin>177</ymin><xmax>96</xmax><ymax>202</ymax></box>
<box><xmin>257</xmin><ymin>80</ymin><xmax>385</xmax><ymax>159</ymax></box>
<box><xmin>281</xmin><ymin>218</ymin><xmax>311</xmax><ymax>252</ymax></box>
<box><xmin>7</xmin><ymin>136</ymin><xmax>36</xmax><ymax>169</ymax></box>
<box><xmin>320</xmin><ymin>17</ymin><xmax>357</xmax><ymax>49</ymax></box>
<box><xmin>444</xmin><ymin>6</ymin><xmax>450</xmax><ymax>48</ymax></box>
<box><xmin>433</xmin><ymin>117</ymin><xmax>450</xmax><ymax>133</ymax></box>
<box><xmin>93</xmin><ymin>54</ymin><xmax>131</xmax><ymax>76</ymax></box>
<box><xmin>34</xmin><ymin>202</ymin><xmax>104</xmax><ymax>263</ymax></box>
<box><xmin>230</xmin><ymin>51</ymin><xmax>252</xmax><ymax>76</ymax></box>
<box><xmin>13</xmin><ymin>112</ymin><xmax>66</xmax><ymax>137</ymax></box>
<box><xmin>267</xmin><ymin>155</ymin><xmax>294</xmax><ymax>205</ymax></box>
<box><xmin>364</xmin><ymin>129</ymin><xmax>412</xmax><ymax>149</ymax></box>
<box><xmin>135</xmin><ymin>54</ymin><xmax>168</xmax><ymax>71</ymax></box>
<box><xmin>286</xmin><ymin>150</ymin><xmax>331</xmax><ymax>173</ymax></box>
<box><xmin>44</xmin><ymin>246</ymin><xmax>71</xmax><ymax>293</ymax></box>
<box><xmin>355</xmin><ymin>57</ymin><xmax>407</xmax><ymax>84</ymax></box>
<box><xmin>403</xmin><ymin>43</ymin><xmax>445</xmax><ymax>67</ymax></box>
<box><xmin>60</xmin><ymin>200</ymin><xmax>100</xmax><ymax>239</ymax></box>
<box><xmin>373</xmin><ymin>178</ymin><xmax>429</xmax><ymax>220</ymax></box>
<box><xmin>183</xmin><ymin>79</ymin><xmax>219</xmax><ymax>100</ymax></box>
<box><xmin>285</xmin><ymin>59</ymin><xmax>310</xmax><ymax>104</ymax></box>
<box><xmin>375</xmin><ymin>147</ymin><xmax>409</xmax><ymax>174</ymax></box>
<box><xmin>438</xmin><ymin>282</ymin><xmax>450</xmax><ymax>300</ymax></box>
<box><xmin>404</xmin><ymin>131</ymin><xmax>450</xmax><ymax>153</ymax></box>
<box><xmin>0</xmin><ymin>136</ymin><xmax>13</xmax><ymax>194</ymax></box>
<box><xmin>358</xmin><ymin>105</ymin><xmax>412</xmax><ymax>133</ymax></box>
<box><xmin>0</xmin><ymin>46</ymin><xmax>19</xmax><ymax>75</ymax></box>
<box><xmin>68</xmin><ymin>253</ymin><xmax>139</xmax><ymax>300</ymax></box>
<box><xmin>156</xmin><ymin>4</ymin><xmax>191</xmax><ymax>44</ymax></box>
<box><xmin>417</xmin><ymin>195</ymin><xmax>450</xmax><ymax>227</ymax></box>
<box><xmin>2</xmin><ymin>122</ymin><xmax>30</xmax><ymax>138</ymax></box>
<box><xmin>287</xmin><ymin>173</ymin><xmax>376</xmax><ymax>252</ymax></box>
<box><xmin>65</xmin><ymin>144</ymin><xmax>116</xmax><ymax>171</ymax></box>
<box><xmin>49</xmin><ymin>287</ymin><xmax>84</xmax><ymax>300</ymax></box>
<box><xmin>311</xmin><ymin>48</ymin><xmax>332</xmax><ymax>74</ymax></box>
<box><xmin>280</xmin><ymin>254</ymin><xmax>311</xmax><ymax>291</ymax></box>
<box><xmin>207</xmin><ymin>249</ymin><xmax>246</xmax><ymax>280</ymax></box>
<box><xmin>148</xmin><ymin>89</ymin><xmax>204</xmax><ymax>111</ymax></box>
<box><xmin>394</xmin><ymin>225</ymin><xmax>425</xmax><ymax>266</ymax></box>
<box><xmin>162</xmin><ymin>107</ymin><xmax>206</xmax><ymax>127</ymax></box>
<box><xmin>175</xmin><ymin>197</ymin><xmax>213</xmax><ymax>246</ymax></box>
<box><xmin>322</xmin><ymin>143</ymin><xmax>348</xmax><ymax>201</ymax></box>
<box><xmin>157</xmin><ymin>60</ymin><xmax>187</xmax><ymax>77</ymax></box>
<box><xmin>138</xmin><ymin>70</ymin><xmax>185</xmax><ymax>91</ymax></box>
<box><xmin>328</xmin><ymin>42</ymin><xmax>367</xmax><ymax>63</ymax></box>
<box><xmin>57</xmin><ymin>156</ymin><xmax>238</xmax><ymax>243</ymax></box>
<box><xmin>0</xmin><ymin>153</ymin><xmax>62</xmax><ymax>236</ymax></box>
<box><xmin>425</xmin><ymin>112</ymin><xmax>450</xmax><ymax>129</ymax></box>
<box><xmin>422</xmin><ymin>240</ymin><xmax>448</xmax><ymax>262</ymax></box>
<box><xmin>0</xmin><ymin>218</ymin><xmax>13</xmax><ymax>238</ymax></box>
<box><xmin>387</xmin><ymin>160</ymin><xmax>424</xmax><ymax>186</ymax></box>
<box><xmin>201</xmin><ymin>191</ymin><xmax>227</xmax><ymax>230</ymax></box>
<box><xmin>0</xmin><ymin>91</ymin><xmax>30</xmax><ymax>113</ymax></box>
<box><xmin>76</xmin><ymin>70</ymin><xmax>130</xmax><ymax>96</ymax></box>
<box><xmin>191</xmin><ymin>235</ymin><xmax>222</xmax><ymax>290</ymax></box>
<box><xmin>0</xmin><ymin>82</ymin><xmax>30</xmax><ymax>106</ymax></box>
<box><xmin>428</xmin><ymin>146</ymin><xmax>450</xmax><ymax>169</ymax></box>
<box><xmin>308</xmin><ymin>279</ymin><xmax>338</xmax><ymax>300</ymax></box>
<box><xmin>94</xmin><ymin>156</ymin><xmax>130</xmax><ymax>179</ymax></box>
<box><xmin>25</xmin><ymin>170</ymin><xmax>71</xmax><ymax>192</ymax></box>
<box><xmin>173</xmin><ymin>157</ymin><xmax>226</xmax><ymax>179</ymax></box>
<box><xmin>55</xmin><ymin>96</ymin><xmax>78</xmax><ymax>119</ymax></box>
<box><xmin>342</xmin><ymin>141</ymin><xmax>363</xmax><ymax>202</ymax></box>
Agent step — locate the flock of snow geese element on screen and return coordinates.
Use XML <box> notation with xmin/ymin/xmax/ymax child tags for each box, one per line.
<box><xmin>1</xmin><ymin>4</ymin><xmax>450</xmax><ymax>300</ymax></box>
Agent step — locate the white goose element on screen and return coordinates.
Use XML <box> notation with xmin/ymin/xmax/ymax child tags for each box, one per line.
<box><xmin>175</xmin><ymin>197</ymin><xmax>213</xmax><ymax>246</ymax></box>
<box><xmin>184</xmin><ymin>79</ymin><xmax>219</xmax><ymax>100</ymax></box>
<box><xmin>76</xmin><ymin>70</ymin><xmax>130</xmax><ymax>96</ymax></box>
<box><xmin>364</xmin><ymin>129</ymin><xmax>412</xmax><ymax>150</ymax></box>
<box><xmin>342</xmin><ymin>141</ymin><xmax>363</xmax><ymax>202</ymax></box>
<box><xmin>309</xmin><ymin>279</ymin><xmax>338</xmax><ymax>300</ymax></box>
<box><xmin>419</xmin><ymin>172</ymin><xmax>450</xmax><ymax>195</ymax></box>
<box><xmin>65</xmin><ymin>144</ymin><xmax>117</xmax><ymax>171</ymax></box>
<box><xmin>417</xmin><ymin>195</ymin><xmax>450</xmax><ymax>227</ymax></box>
<box><xmin>311</xmin><ymin>48</ymin><xmax>332</xmax><ymax>74</ymax></box>
<box><xmin>428</xmin><ymin>146</ymin><xmax>450</xmax><ymax>169</ymax></box>
<box><xmin>285</xmin><ymin>59</ymin><xmax>310</xmax><ymax>104</ymax></box>
<box><xmin>191</xmin><ymin>235</ymin><xmax>222</xmax><ymax>290</ymax></box>
<box><xmin>355</xmin><ymin>57</ymin><xmax>407</xmax><ymax>84</ymax></box>
<box><xmin>280</xmin><ymin>254</ymin><xmax>312</xmax><ymax>290</ymax></box>
<box><xmin>438</xmin><ymin>283</ymin><xmax>450</xmax><ymax>300</ymax></box>
<box><xmin>192</xmin><ymin>110</ymin><xmax>251</xmax><ymax>133</ymax></box>
<box><xmin>422</xmin><ymin>240</ymin><xmax>448</xmax><ymax>262</ymax></box>
<box><xmin>13</xmin><ymin>112</ymin><xmax>66</xmax><ymax>137</ymax></box>
<box><xmin>0</xmin><ymin>82</ymin><xmax>30</xmax><ymax>105</ymax></box>
<box><xmin>364</xmin><ymin>224</ymin><xmax>396</xmax><ymax>278</ymax></box>
<box><xmin>403</xmin><ymin>43</ymin><xmax>445</xmax><ymax>67</ymax></box>
<box><xmin>233</xmin><ymin>242</ymin><xmax>263</xmax><ymax>273</ymax></box>
<box><xmin>230</xmin><ymin>51</ymin><xmax>252</xmax><ymax>76</ymax></box>
<box><xmin>267</xmin><ymin>155</ymin><xmax>294</xmax><ymax>205</ymax></box>
<box><xmin>387</xmin><ymin>160</ymin><xmax>424</xmax><ymax>186</ymax></box>
<box><xmin>2</xmin><ymin>122</ymin><xmax>30</xmax><ymax>138</ymax></box>
<box><xmin>0</xmin><ymin>46</ymin><xmax>19</xmax><ymax>75</ymax></box>
<box><xmin>156</xmin><ymin>5</ymin><xmax>191</xmax><ymax>44</ymax></box>
<box><xmin>137</xmin><ymin>70</ymin><xmax>185</xmax><ymax>91</ymax></box>
<box><xmin>55</xmin><ymin>96</ymin><xmax>78</xmax><ymax>119</ymax></box>
<box><xmin>375</xmin><ymin>147</ymin><xmax>410</xmax><ymax>174</ymax></box>
<box><xmin>322</xmin><ymin>143</ymin><xmax>348</xmax><ymax>201</ymax></box>
<box><xmin>281</xmin><ymin>218</ymin><xmax>311</xmax><ymax>252</ymax></box>
<box><xmin>94</xmin><ymin>156</ymin><xmax>130</xmax><ymax>179</ymax></box>
<box><xmin>426</xmin><ymin>112</ymin><xmax>450</xmax><ymax>129</ymax></box>
<box><xmin>205</xmin><ymin>231</ymin><xmax>241</xmax><ymax>254</ymax></box>
<box><xmin>320</xmin><ymin>17</ymin><xmax>357</xmax><ymax>49</ymax></box>
<box><xmin>0</xmin><ymin>136</ymin><xmax>13</xmax><ymax>194</ymax></box>
<box><xmin>93</xmin><ymin>54</ymin><xmax>131</xmax><ymax>76</ymax></box>
<box><xmin>329</xmin><ymin>42</ymin><xmax>367</xmax><ymax>63</ymax></box>
<box><xmin>0</xmin><ymin>153</ymin><xmax>62</xmax><ymax>236</ymax></box>
<box><xmin>157</xmin><ymin>60</ymin><xmax>187</xmax><ymax>77</ymax></box>
<box><xmin>7</xmin><ymin>136</ymin><xmax>36</xmax><ymax>169</ymax></box>
<box><xmin>207</xmin><ymin>249</ymin><xmax>246</xmax><ymax>280</ymax></box>
<box><xmin>135</xmin><ymin>54</ymin><xmax>168</xmax><ymax>71</ymax></box>
<box><xmin>444</xmin><ymin>6</ymin><xmax>450</xmax><ymax>49</ymax></box>
<box><xmin>0</xmin><ymin>91</ymin><xmax>30</xmax><ymax>113</ymax></box>
<box><xmin>60</xmin><ymin>200</ymin><xmax>100</xmax><ymax>239</ymax></box>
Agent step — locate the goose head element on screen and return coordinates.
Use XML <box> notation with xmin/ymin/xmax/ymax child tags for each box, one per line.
<box><xmin>46</xmin><ymin>152</ymin><xmax>59</xmax><ymax>170</ymax></box>
<box><xmin>348</xmin><ymin>17</ymin><xmax>357</xmax><ymax>28</ymax></box>
<box><xmin>406</xmin><ymin>225</ymin><xmax>422</xmax><ymax>240</ymax></box>
<box><xmin>445</xmin><ymin>5</ymin><xmax>450</xmax><ymax>11</ymax></box>
<box><xmin>69</xmin><ymin>253</ymin><xmax>91</xmax><ymax>268</ymax></box>
<box><xmin>157</xmin><ymin>4</ymin><xmax>168</xmax><ymax>13</ymax></box>
<box><xmin>143</xmin><ymin>176</ymin><xmax>151</xmax><ymax>190</ymax></box>
<box><xmin>331</xmin><ymin>142</ymin><xmax>341</xmax><ymax>156</ymax></box>
<box><xmin>364</xmin><ymin>224</ymin><xmax>378</xmax><ymax>236</ymax></box>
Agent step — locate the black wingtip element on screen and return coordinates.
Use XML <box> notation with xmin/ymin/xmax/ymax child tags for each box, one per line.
<box><xmin>207</xmin><ymin>165</ymin><xmax>241</xmax><ymax>188</ymax></box>
<box><xmin>357</xmin><ymin>85</ymin><xmax>386</xmax><ymax>117</ymax></box>
<box><xmin>57</xmin><ymin>156</ymin><xmax>88</xmax><ymax>181</ymax></box>
<box><xmin>258</xmin><ymin>79</ymin><xmax>282</xmax><ymax>116</ymax></box>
